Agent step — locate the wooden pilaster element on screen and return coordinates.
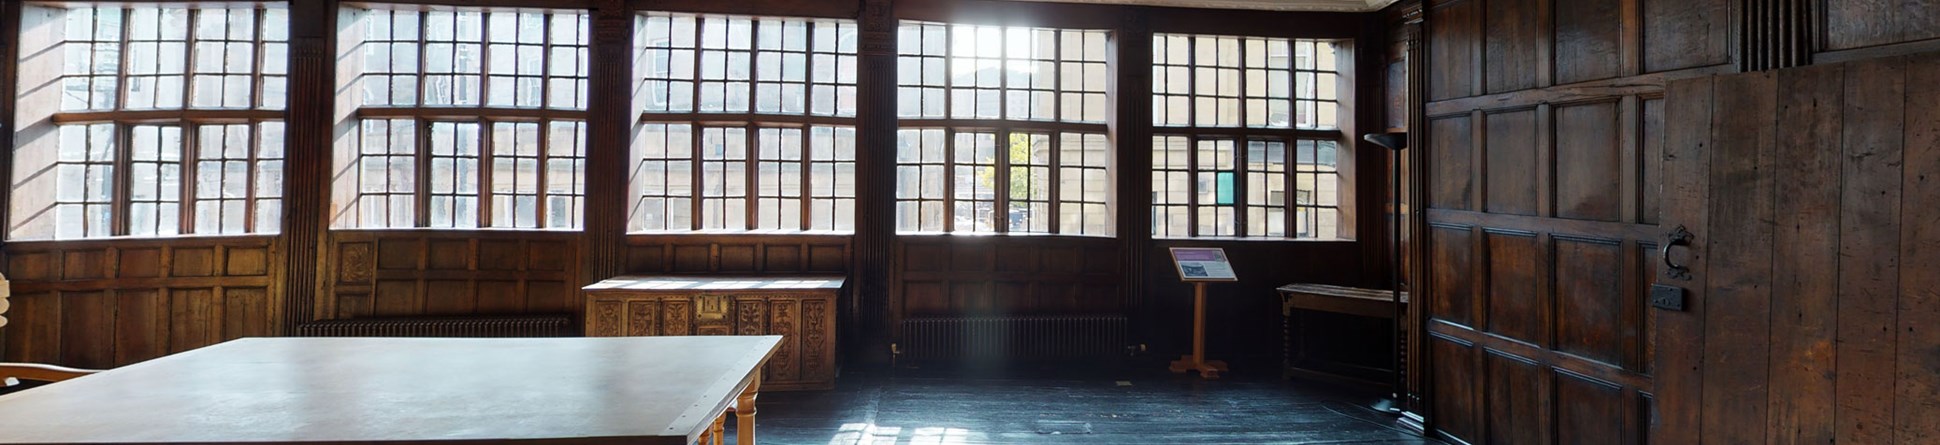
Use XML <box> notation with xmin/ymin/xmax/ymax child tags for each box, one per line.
<box><xmin>851</xmin><ymin>0</ymin><xmax>897</xmax><ymax>365</ymax></box>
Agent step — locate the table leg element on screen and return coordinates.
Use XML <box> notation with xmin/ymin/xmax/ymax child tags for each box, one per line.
<box><xmin>736</xmin><ymin>372</ymin><xmax>761</xmax><ymax>445</ymax></box>
<box><xmin>711</xmin><ymin>416</ymin><xmax>726</xmax><ymax>445</ymax></box>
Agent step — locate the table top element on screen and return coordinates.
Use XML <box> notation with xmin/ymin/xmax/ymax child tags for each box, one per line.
<box><xmin>0</xmin><ymin>336</ymin><xmax>781</xmax><ymax>445</ymax></box>
<box><xmin>1276</xmin><ymin>283</ymin><xmax>1410</xmax><ymax>304</ymax></box>
<box><xmin>585</xmin><ymin>275</ymin><xmax>847</xmax><ymax>292</ymax></box>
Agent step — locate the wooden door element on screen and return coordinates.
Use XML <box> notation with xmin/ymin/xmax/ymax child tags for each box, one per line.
<box><xmin>1420</xmin><ymin>96</ymin><xmax>1662</xmax><ymax>443</ymax></box>
<box><xmin>1653</xmin><ymin>53</ymin><xmax>1940</xmax><ymax>444</ymax></box>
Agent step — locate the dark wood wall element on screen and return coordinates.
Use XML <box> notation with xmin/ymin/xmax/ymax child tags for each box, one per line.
<box><xmin>1657</xmin><ymin>51</ymin><xmax>1940</xmax><ymax>445</ymax></box>
<box><xmin>322</xmin><ymin>231</ymin><xmax>582</xmax><ymax>319</ymax></box>
<box><xmin>1408</xmin><ymin>0</ymin><xmax>1726</xmax><ymax>441</ymax></box>
<box><xmin>1400</xmin><ymin>0</ymin><xmax>1940</xmax><ymax>443</ymax></box>
<box><xmin>0</xmin><ymin>0</ymin><xmax>1390</xmax><ymax>370</ymax></box>
<box><xmin>897</xmin><ymin>237</ymin><xmax>1121</xmax><ymax>318</ymax></box>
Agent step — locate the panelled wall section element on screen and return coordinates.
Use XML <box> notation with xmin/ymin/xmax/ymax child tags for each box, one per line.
<box><xmin>0</xmin><ymin>0</ymin><xmax>1393</xmax><ymax>371</ymax></box>
<box><xmin>1404</xmin><ymin>0</ymin><xmax>1940</xmax><ymax>444</ymax></box>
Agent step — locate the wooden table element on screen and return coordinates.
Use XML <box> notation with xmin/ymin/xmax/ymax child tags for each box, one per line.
<box><xmin>0</xmin><ymin>336</ymin><xmax>782</xmax><ymax>445</ymax></box>
<box><xmin>1277</xmin><ymin>284</ymin><xmax>1407</xmax><ymax>383</ymax></box>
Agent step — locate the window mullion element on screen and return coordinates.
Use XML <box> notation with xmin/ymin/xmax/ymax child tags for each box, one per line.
<box><xmin>113</xmin><ymin>8</ymin><xmax>133</xmax><ymax>112</ymax></box>
<box><xmin>253</xmin><ymin>8</ymin><xmax>267</xmax><ymax>110</ymax></box>
<box><xmin>415</xmin><ymin>119</ymin><xmax>432</xmax><ymax>228</ymax></box>
<box><xmin>688</xmin><ymin>123</ymin><xmax>703</xmax><ymax>231</ymax></box>
<box><xmin>479</xmin><ymin>120</ymin><xmax>496</xmax><ymax>228</ymax></box>
<box><xmin>108</xmin><ymin>123</ymin><xmax>131</xmax><ymax>236</ymax></box>
<box><xmin>798</xmin><ymin>126</ymin><xmax>812</xmax><ymax>230</ymax></box>
<box><xmin>1285</xmin><ymin>138</ymin><xmax>1297</xmax><ymax>238</ymax></box>
<box><xmin>416</xmin><ymin>11</ymin><xmax>430</xmax><ymax>107</ymax></box>
<box><xmin>1235</xmin><ymin>138</ymin><xmax>1250</xmax><ymax>237</ymax></box>
<box><xmin>536</xmin><ymin>120</ymin><xmax>552</xmax><ymax>229</ymax></box>
<box><xmin>993</xmin><ymin>129</ymin><xmax>1011</xmax><ymax>234</ymax></box>
<box><xmin>183</xmin><ymin>10</ymin><xmax>201</xmax><ymax>112</ymax></box>
<box><xmin>742</xmin><ymin>125</ymin><xmax>757</xmax><ymax>231</ymax></box>
<box><xmin>479</xmin><ymin>14</ymin><xmax>494</xmax><ymax>111</ymax></box>
<box><xmin>243</xmin><ymin>122</ymin><xmax>260</xmax><ymax>234</ymax></box>
<box><xmin>1176</xmin><ymin>135</ymin><xmax>1190</xmax><ymax>238</ymax></box>
<box><xmin>540</xmin><ymin>13</ymin><xmax>554</xmax><ymax>110</ymax></box>
<box><xmin>941</xmin><ymin>128</ymin><xmax>956</xmax><ymax>233</ymax></box>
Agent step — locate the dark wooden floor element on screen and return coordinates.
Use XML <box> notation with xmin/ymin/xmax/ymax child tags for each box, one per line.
<box><xmin>729</xmin><ymin>365</ymin><xmax>1439</xmax><ymax>445</ymax></box>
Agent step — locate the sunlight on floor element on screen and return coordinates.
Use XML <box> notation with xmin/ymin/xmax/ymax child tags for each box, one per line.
<box><xmin>828</xmin><ymin>422</ymin><xmax>977</xmax><ymax>445</ymax></box>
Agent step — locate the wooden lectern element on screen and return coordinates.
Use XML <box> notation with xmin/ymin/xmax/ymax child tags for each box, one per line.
<box><xmin>1167</xmin><ymin>248</ymin><xmax>1237</xmax><ymax>379</ymax></box>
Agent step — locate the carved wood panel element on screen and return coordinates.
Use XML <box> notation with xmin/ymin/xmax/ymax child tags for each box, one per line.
<box><xmin>585</xmin><ymin>291</ymin><xmax>838</xmax><ymax>391</ymax></box>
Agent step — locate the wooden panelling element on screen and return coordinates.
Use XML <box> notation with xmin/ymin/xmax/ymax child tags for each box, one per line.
<box><xmin>1822</xmin><ymin>0</ymin><xmax>1940</xmax><ymax>52</ymax></box>
<box><xmin>4</xmin><ymin>292</ymin><xmax>58</xmax><ymax>363</ymax></box>
<box><xmin>58</xmin><ymin>292</ymin><xmax>112</xmax><ymax>368</ymax></box>
<box><xmin>1639</xmin><ymin>97</ymin><xmax>1664</xmax><ymax>225</ymax></box>
<box><xmin>898</xmin><ymin>237</ymin><xmax>1119</xmax><ymax>317</ymax></box>
<box><xmin>1554</xmin><ymin>101</ymin><xmax>1623</xmax><ymax>222</ymax></box>
<box><xmin>1483</xmin><ymin>109</ymin><xmax>1538</xmax><ymax>216</ymax></box>
<box><xmin>1554</xmin><ymin>370</ymin><xmax>1628</xmax><ymax>445</ymax></box>
<box><xmin>1552</xmin><ymin>0</ymin><xmax>1621</xmax><ymax>84</ymax></box>
<box><xmin>1653</xmin><ymin>53</ymin><xmax>1940</xmax><ymax>445</ymax></box>
<box><xmin>1898</xmin><ymin>53</ymin><xmax>1940</xmax><ymax>444</ymax></box>
<box><xmin>1418</xmin><ymin>0</ymin><xmax>1672</xmax><ymax>440</ymax></box>
<box><xmin>1429</xmin><ymin>115</ymin><xmax>1475</xmax><ymax>210</ymax></box>
<box><xmin>1483</xmin><ymin>0</ymin><xmax>1542</xmax><ymax>94</ymax></box>
<box><xmin>1428</xmin><ymin>0</ymin><xmax>1482</xmax><ymax>101</ymax></box>
<box><xmin>1429</xmin><ymin>224</ymin><xmax>1476</xmax><ymax>327</ymax></box>
<box><xmin>1766</xmin><ymin>61</ymin><xmax>1843</xmax><ymax>445</ymax></box>
<box><xmin>1553</xmin><ymin>236</ymin><xmax>1623</xmax><ymax>366</ymax></box>
<box><xmin>1832</xmin><ymin>57</ymin><xmax>1904</xmax><ymax>445</ymax></box>
<box><xmin>1652</xmin><ymin>75</ymin><xmax>1714</xmax><ymax>445</ymax></box>
<box><xmin>1484</xmin><ymin>349</ymin><xmax>1547</xmax><ymax>445</ymax></box>
<box><xmin>325</xmin><ymin>231</ymin><xmax>580</xmax><ymax>320</ymax></box>
<box><xmin>626</xmin><ymin>235</ymin><xmax>849</xmax><ymax>275</ymax></box>
<box><xmin>1431</xmin><ymin>335</ymin><xmax>1482</xmax><ymax>441</ymax></box>
<box><xmin>1641</xmin><ymin>0</ymin><xmax>1730</xmax><ymax>72</ymax></box>
<box><xmin>1483</xmin><ymin>230</ymin><xmax>1541</xmax><ymax>345</ymax></box>
<box><xmin>1699</xmin><ymin>70</ymin><xmax>1777</xmax><ymax>445</ymax></box>
<box><xmin>1</xmin><ymin>237</ymin><xmax>281</xmax><ymax>366</ymax></box>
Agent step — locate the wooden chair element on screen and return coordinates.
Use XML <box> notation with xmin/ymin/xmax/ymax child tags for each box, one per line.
<box><xmin>0</xmin><ymin>363</ymin><xmax>99</xmax><ymax>393</ymax></box>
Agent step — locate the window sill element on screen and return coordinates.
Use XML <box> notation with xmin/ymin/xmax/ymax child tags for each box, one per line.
<box><xmin>327</xmin><ymin>227</ymin><xmax>584</xmax><ymax>234</ymax></box>
<box><xmin>627</xmin><ymin>230</ymin><xmax>855</xmax><ymax>237</ymax></box>
<box><xmin>894</xmin><ymin>231</ymin><xmax>1116</xmax><ymax>240</ymax></box>
<box><xmin>3</xmin><ymin>233</ymin><xmax>279</xmax><ymax>246</ymax></box>
<box><xmin>1151</xmin><ymin>236</ymin><xmax>1354</xmax><ymax>243</ymax></box>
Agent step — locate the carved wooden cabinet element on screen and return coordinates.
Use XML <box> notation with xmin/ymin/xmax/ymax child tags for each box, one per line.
<box><xmin>583</xmin><ymin>275</ymin><xmax>843</xmax><ymax>391</ymax></box>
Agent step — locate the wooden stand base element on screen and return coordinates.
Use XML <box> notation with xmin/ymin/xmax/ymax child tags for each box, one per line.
<box><xmin>1169</xmin><ymin>282</ymin><xmax>1228</xmax><ymax>380</ymax></box>
<box><xmin>1169</xmin><ymin>355</ymin><xmax>1229</xmax><ymax>378</ymax></box>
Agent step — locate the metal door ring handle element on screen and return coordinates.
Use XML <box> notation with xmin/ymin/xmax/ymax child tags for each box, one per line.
<box><xmin>1663</xmin><ymin>225</ymin><xmax>1693</xmax><ymax>280</ymax></box>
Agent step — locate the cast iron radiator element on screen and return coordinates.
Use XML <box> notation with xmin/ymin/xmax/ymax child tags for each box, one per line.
<box><xmin>294</xmin><ymin>315</ymin><xmax>574</xmax><ymax>338</ymax></box>
<box><xmin>899</xmin><ymin>315</ymin><xmax>1128</xmax><ymax>361</ymax></box>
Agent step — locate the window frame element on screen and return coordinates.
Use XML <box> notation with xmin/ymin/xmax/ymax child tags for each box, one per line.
<box><xmin>630</xmin><ymin>11</ymin><xmax>860</xmax><ymax>234</ymax></box>
<box><xmin>893</xmin><ymin>20</ymin><xmax>1115</xmax><ymax>237</ymax></box>
<box><xmin>24</xmin><ymin>4</ymin><xmax>290</xmax><ymax>240</ymax></box>
<box><xmin>1149</xmin><ymin>32</ymin><xmax>1346</xmax><ymax>240</ymax></box>
<box><xmin>339</xmin><ymin>6</ymin><xmax>591</xmax><ymax>231</ymax></box>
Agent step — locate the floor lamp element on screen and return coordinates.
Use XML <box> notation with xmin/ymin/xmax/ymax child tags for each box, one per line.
<box><xmin>1361</xmin><ymin>132</ymin><xmax>1407</xmax><ymax>415</ymax></box>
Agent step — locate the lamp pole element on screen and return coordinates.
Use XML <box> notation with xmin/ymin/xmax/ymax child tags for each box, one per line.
<box><xmin>1362</xmin><ymin>132</ymin><xmax>1407</xmax><ymax>415</ymax></box>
